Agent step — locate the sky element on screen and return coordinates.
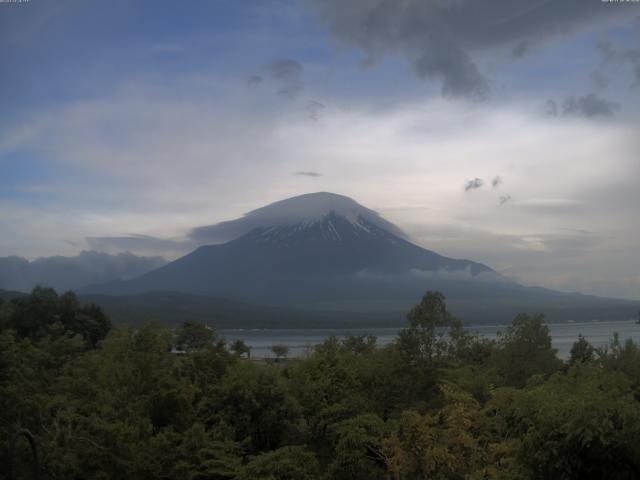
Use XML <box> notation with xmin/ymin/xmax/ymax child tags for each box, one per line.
<box><xmin>1</xmin><ymin>0</ymin><xmax>639</xmax><ymax>300</ymax></box>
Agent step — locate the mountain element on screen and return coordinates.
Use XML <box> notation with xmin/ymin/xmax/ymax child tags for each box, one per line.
<box><xmin>0</xmin><ymin>288</ymin><xmax>26</xmax><ymax>303</ymax></box>
<box><xmin>86</xmin><ymin>192</ymin><xmax>498</xmax><ymax>302</ymax></box>
<box><xmin>0</xmin><ymin>251</ymin><xmax>166</xmax><ymax>293</ymax></box>
<box><xmin>85</xmin><ymin>192</ymin><xmax>637</xmax><ymax>323</ymax></box>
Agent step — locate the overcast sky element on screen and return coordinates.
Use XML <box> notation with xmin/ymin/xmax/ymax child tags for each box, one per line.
<box><xmin>1</xmin><ymin>0</ymin><xmax>639</xmax><ymax>299</ymax></box>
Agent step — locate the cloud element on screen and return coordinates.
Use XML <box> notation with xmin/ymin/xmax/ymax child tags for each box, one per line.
<box><xmin>547</xmin><ymin>94</ymin><xmax>620</xmax><ymax>118</ymax></box>
<box><xmin>294</xmin><ymin>171</ymin><xmax>322</xmax><ymax>178</ymax></box>
<box><xmin>310</xmin><ymin>0</ymin><xmax>632</xmax><ymax>98</ymax></box>
<box><xmin>412</xmin><ymin>42</ymin><xmax>489</xmax><ymax>99</ymax></box>
<box><xmin>354</xmin><ymin>265</ymin><xmax>509</xmax><ymax>284</ymax></box>
<box><xmin>246</xmin><ymin>74</ymin><xmax>263</xmax><ymax>87</ymax></box>
<box><xmin>512</xmin><ymin>40</ymin><xmax>529</xmax><ymax>59</ymax></box>
<box><xmin>464</xmin><ymin>178</ymin><xmax>483</xmax><ymax>192</ymax></box>
<box><xmin>499</xmin><ymin>195</ymin><xmax>511</xmax><ymax>205</ymax></box>
<box><xmin>85</xmin><ymin>235</ymin><xmax>186</xmax><ymax>256</ymax></box>
<box><xmin>188</xmin><ymin>192</ymin><xmax>407</xmax><ymax>246</ymax></box>
<box><xmin>515</xmin><ymin>198</ymin><xmax>582</xmax><ymax>215</ymax></box>
<box><xmin>262</xmin><ymin>59</ymin><xmax>304</xmax><ymax>99</ymax></box>
<box><xmin>596</xmin><ymin>39</ymin><xmax>640</xmax><ymax>88</ymax></box>
<box><xmin>562</xmin><ymin>93</ymin><xmax>620</xmax><ymax>117</ymax></box>
<box><xmin>0</xmin><ymin>250</ymin><xmax>166</xmax><ymax>293</ymax></box>
<box><xmin>492</xmin><ymin>176</ymin><xmax>502</xmax><ymax>188</ymax></box>
<box><xmin>306</xmin><ymin>100</ymin><xmax>326</xmax><ymax>121</ymax></box>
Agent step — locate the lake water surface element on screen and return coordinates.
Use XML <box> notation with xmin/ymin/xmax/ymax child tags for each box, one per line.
<box><xmin>220</xmin><ymin>320</ymin><xmax>640</xmax><ymax>359</ymax></box>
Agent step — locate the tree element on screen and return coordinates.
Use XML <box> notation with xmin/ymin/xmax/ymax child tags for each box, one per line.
<box><xmin>70</xmin><ymin>302</ymin><xmax>111</xmax><ymax>348</ymax></box>
<box><xmin>230</xmin><ymin>339</ymin><xmax>251</xmax><ymax>359</ymax></box>
<box><xmin>3</xmin><ymin>288</ymin><xmax>110</xmax><ymax>348</ymax></box>
<box><xmin>492</xmin><ymin>313</ymin><xmax>562</xmax><ymax>387</ymax></box>
<box><xmin>175</xmin><ymin>320</ymin><xmax>215</xmax><ymax>352</ymax></box>
<box><xmin>599</xmin><ymin>334</ymin><xmax>640</xmax><ymax>392</ymax></box>
<box><xmin>486</xmin><ymin>371</ymin><xmax>640</xmax><ymax>479</ymax></box>
<box><xmin>384</xmin><ymin>386</ymin><xmax>486</xmax><ymax>479</ymax></box>
<box><xmin>7</xmin><ymin>286</ymin><xmax>60</xmax><ymax>340</ymax></box>
<box><xmin>271</xmin><ymin>344</ymin><xmax>290</xmax><ymax>361</ymax></box>
<box><xmin>235</xmin><ymin>446</ymin><xmax>321</xmax><ymax>480</ymax></box>
<box><xmin>397</xmin><ymin>291</ymin><xmax>455</xmax><ymax>365</ymax></box>
<box><xmin>287</xmin><ymin>336</ymin><xmax>370</xmax><ymax>443</ymax></box>
<box><xmin>341</xmin><ymin>334</ymin><xmax>377</xmax><ymax>355</ymax></box>
<box><xmin>568</xmin><ymin>334</ymin><xmax>595</xmax><ymax>365</ymax></box>
<box><xmin>328</xmin><ymin>414</ymin><xmax>388</xmax><ymax>480</ymax></box>
<box><xmin>150</xmin><ymin>423</ymin><xmax>241</xmax><ymax>480</ymax></box>
<box><xmin>205</xmin><ymin>362</ymin><xmax>302</xmax><ymax>452</ymax></box>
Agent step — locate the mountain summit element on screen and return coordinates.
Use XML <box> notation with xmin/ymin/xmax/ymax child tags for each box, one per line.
<box><xmin>189</xmin><ymin>192</ymin><xmax>406</xmax><ymax>244</ymax></box>
<box><xmin>86</xmin><ymin>193</ymin><xmax>635</xmax><ymax>323</ymax></box>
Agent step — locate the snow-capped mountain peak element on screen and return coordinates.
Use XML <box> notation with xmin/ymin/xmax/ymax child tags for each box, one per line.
<box><xmin>249</xmin><ymin>211</ymin><xmax>402</xmax><ymax>247</ymax></box>
<box><xmin>190</xmin><ymin>192</ymin><xmax>406</xmax><ymax>244</ymax></box>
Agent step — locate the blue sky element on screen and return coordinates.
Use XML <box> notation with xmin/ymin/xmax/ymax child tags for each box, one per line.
<box><xmin>1</xmin><ymin>0</ymin><xmax>639</xmax><ymax>299</ymax></box>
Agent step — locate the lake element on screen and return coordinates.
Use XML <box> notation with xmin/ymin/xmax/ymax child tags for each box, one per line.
<box><xmin>220</xmin><ymin>320</ymin><xmax>640</xmax><ymax>359</ymax></box>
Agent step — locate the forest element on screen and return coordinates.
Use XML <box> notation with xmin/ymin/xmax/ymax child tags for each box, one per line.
<box><xmin>2</xmin><ymin>287</ymin><xmax>640</xmax><ymax>479</ymax></box>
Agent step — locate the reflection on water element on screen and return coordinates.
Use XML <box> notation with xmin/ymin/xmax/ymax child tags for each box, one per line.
<box><xmin>220</xmin><ymin>320</ymin><xmax>640</xmax><ymax>359</ymax></box>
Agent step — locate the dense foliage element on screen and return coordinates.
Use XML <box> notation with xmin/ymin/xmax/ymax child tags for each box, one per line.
<box><xmin>2</xmin><ymin>288</ymin><xmax>640</xmax><ymax>479</ymax></box>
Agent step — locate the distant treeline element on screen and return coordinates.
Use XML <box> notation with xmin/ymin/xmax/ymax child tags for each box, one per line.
<box><xmin>1</xmin><ymin>287</ymin><xmax>640</xmax><ymax>479</ymax></box>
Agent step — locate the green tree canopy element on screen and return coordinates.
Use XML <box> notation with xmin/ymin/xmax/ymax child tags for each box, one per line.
<box><xmin>175</xmin><ymin>320</ymin><xmax>215</xmax><ymax>352</ymax></box>
<box><xmin>235</xmin><ymin>446</ymin><xmax>321</xmax><ymax>480</ymax></box>
<box><xmin>492</xmin><ymin>313</ymin><xmax>562</xmax><ymax>387</ymax></box>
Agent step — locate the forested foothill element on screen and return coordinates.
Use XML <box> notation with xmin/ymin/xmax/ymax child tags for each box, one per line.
<box><xmin>2</xmin><ymin>288</ymin><xmax>640</xmax><ymax>479</ymax></box>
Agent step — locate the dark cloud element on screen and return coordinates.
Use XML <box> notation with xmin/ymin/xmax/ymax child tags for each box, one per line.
<box><xmin>546</xmin><ymin>93</ymin><xmax>620</xmax><ymax>118</ymax></box>
<box><xmin>562</xmin><ymin>93</ymin><xmax>620</xmax><ymax>117</ymax></box>
<box><xmin>262</xmin><ymin>59</ymin><xmax>304</xmax><ymax>99</ymax></box>
<box><xmin>310</xmin><ymin>0</ymin><xmax>631</xmax><ymax>98</ymax></box>
<box><xmin>596</xmin><ymin>39</ymin><xmax>640</xmax><ymax>88</ymax></box>
<box><xmin>246</xmin><ymin>74</ymin><xmax>263</xmax><ymax>87</ymax></box>
<box><xmin>512</xmin><ymin>41</ymin><xmax>529</xmax><ymax>59</ymax></box>
<box><xmin>492</xmin><ymin>176</ymin><xmax>503</xmax><ymax>188</ymax></box>
<box><xmin>464</xmin><ymin>178</ymin><xmax>483</xmax><ymax>192</ymax></box>
<box><xmin>499</xmin><ymin>195</ymin><xmax>512</xmax><ymax>205</ymax></box>
<box><xmin>412</xmin><ymin>42</ymin><xmax>489</xmax><ymax>98</ymax></box>
<box><xmin>306</xmin><ymin>100</ymin><xmax>326</xmax><ymax>121</ymax></box>
<box><xmin>294</xmin><ymin>171</ymin><xmax>322</xmax><ymax>178</ymax></box>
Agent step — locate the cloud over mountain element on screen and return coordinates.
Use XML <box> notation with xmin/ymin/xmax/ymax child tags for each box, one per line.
<box><xmin>188</xmin><ymin>192</ymin><xmax>407</xmax><ymax>245</ymax></box>
<box><xmin>0</xmin><ymin>251</ymin><xmax>166</xmax><ymax>293</ymax></box>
